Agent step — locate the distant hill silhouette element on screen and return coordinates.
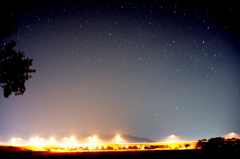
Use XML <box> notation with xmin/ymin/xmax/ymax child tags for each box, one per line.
<box><xmin>57</xmin><ymin>131</ymin><xmax>153</xmax><ymax>143</ymax></box>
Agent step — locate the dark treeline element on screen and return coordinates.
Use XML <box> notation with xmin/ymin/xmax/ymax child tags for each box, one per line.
<box><xmin>196</xmin><ymin>137</ymin><xmax>240</xmax><ymax>150</ymax></box>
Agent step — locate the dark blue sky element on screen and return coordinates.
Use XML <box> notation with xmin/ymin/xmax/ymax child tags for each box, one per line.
<box><xmin>1</xmin><ymin>0</ymin><xmax>240</xmax><ymax>141</ymax></box>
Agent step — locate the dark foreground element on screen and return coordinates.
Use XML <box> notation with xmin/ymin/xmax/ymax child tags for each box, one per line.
<box><xmin>0</xmin><ymin>147</ymin><xmax>239</xmax><ymax>159</ymax></box>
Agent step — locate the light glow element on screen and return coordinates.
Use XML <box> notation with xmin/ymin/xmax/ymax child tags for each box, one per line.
<box><xmin>115</xmin><ymin>135</ymin><xmax>121</xmax><ymax>140</ymax></box>
<box><xmin>223</xmin><ymin>132</ymin><xmax>240</xmax><ymax>139</ymax></box>
<box><xmin>4</xmin><ymin>133</ymin><xmax>240</xmax><ymax>152</ymax></box>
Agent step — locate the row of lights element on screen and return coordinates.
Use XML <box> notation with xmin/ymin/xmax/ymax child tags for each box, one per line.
<box><xmin>10</xmin><ymin>135</ymin><xmax>123</xmax><ymax>146</ymax></box>
<box><xmin>9</xmin><ymin>133</ymin><xmax>239</xmax><ymax>146</ymax></box>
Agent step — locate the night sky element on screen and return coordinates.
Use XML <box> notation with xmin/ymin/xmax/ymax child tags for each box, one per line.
<box><xmin>1</xmin><ymin>0</ymin><xmax>240</xmax><ymax>141</ymax></box>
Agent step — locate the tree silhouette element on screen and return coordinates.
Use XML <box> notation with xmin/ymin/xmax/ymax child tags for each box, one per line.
<box><xmin>208</xmin><ymin>137</ymin><xmax>225</xmax><ymax>149</ymax></box>
<box><xmin>196</xmin><ymin>139</ymin><xmax>208</xmax><ymax>149</ymax></box>
<box><xmin>0</xmin><ymin>2</ymin><xmax>36</xmax><ymax>98</ymax></box>
<box><xmin>0</xmin><ymin>41</ymin><xmax>36</xmax><ymax>98</ymax></box>
<box><xmin>196</xmin><ymin>137</ymin><xmax>240</xmax><ymax>150</ymax></box>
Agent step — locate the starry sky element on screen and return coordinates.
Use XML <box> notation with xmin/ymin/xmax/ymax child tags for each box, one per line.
<box><xmin>1</xmin><ymin>0</ymin><xmax>240</xmax><ymax>141</ymax></box>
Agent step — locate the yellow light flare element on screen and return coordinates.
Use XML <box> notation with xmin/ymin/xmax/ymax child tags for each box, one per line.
<box><xmin>29</xmin><ymin>137</ymin><xmax>45</xmax><ymax>147</ymax></box>
<box><xmin>11</xmin><ymin>138</ymin><xmax>17</xmax><ymax>142</ymax></box>
<box><xmin>50</xmin><ymin>137</ymin><xmax>55</xmax><ymax>142</ymax></box>
<box><xmin>70</xmin><ymin>136</ymin><xmax>76</xmax><ymax>142</ymax></box>
<box><xmin>93</xmin><ymin>136</ymin><xmax>97</xmax><ymax>140</ymax></box>
<box><xmin>115</xmin><ymin>135</ymin><xmax>121</xmax><ymax>140</ymax></box>
<box><xmin>30</xmin><ymin>137</ymin><xmax>39</xmax><ymax>143</ymax></box>
<box><xmin>162</xmin><ymin>134</ymin><xmax>183</xmax><ymax>143</ymax></box>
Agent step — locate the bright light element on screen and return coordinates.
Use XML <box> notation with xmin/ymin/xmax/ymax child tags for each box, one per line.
<box><xmin>110</xmin><ymin>134</ymin><xmax>127</xmax><ymax>143</ymax></box>
<box><xmin>223</xmin><ymin>132</ymin><xmax>240</xmax><ymax>139</ymax></box>
<box><xmin>93</xmin><ymin>136</ymin><xmax>97</xmax><ymax>140</ymax></box>
<box><xmin>86</xmin><ymin>135</ymin><xmax>100</xmax><ymax>144</ymax></box>
<box><xmin>114</xmin><ymin>135</ymin><xmax>122</xmax><ymax>143</ymax></box>
<box><xmin>30</xmin><ymin>137</ymin><xmax>39</xmax><ymax>143</ymax></box>
<box><xmin>10</xmin><ymin>137</ymin><xmax>23</xmax><ymax>145</ymax></box>
<box><xmin>49</xmin><ymin>137</ymin><xmax>55</xmax><ymax>142</ymax></box>
<box><xmin>162</xmin><ymin>134</ymin><xmax>182</xmax><ymax>143</ymax></box>
<box><xmin>29</xmin><ymin>137</ymin><xmax>42</xmax><ymax>146</ymax></box>
<box><xmin>11</xmin><ymin>138</ymin><xmax>17</xmax><ymax>142</ymax></box>
<box><xmin>70</xmin><ymin>136</ymin><xmax>76</xmax><ymax>142</ymax></box>
<box><xmin>116</xmin><ymin>135</ymin><xmax>121</xmax><ymax>140</ymax></box>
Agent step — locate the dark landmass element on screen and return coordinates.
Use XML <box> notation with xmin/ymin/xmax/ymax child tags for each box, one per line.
<box><xmin>196</xmin><ymin>137</ymin><xmax>240</xmax><ymax>150</ymax></box>
<box><xmin>0</xmin><ymin>146</ymin><xmax>239</xmax><ymax>159</ymax></box>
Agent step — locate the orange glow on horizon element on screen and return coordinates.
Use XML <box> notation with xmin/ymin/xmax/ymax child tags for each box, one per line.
<box><xmin>4</xmin><ymin>133</ymin><xmax>240</xmax><ymax>152</ymax></box>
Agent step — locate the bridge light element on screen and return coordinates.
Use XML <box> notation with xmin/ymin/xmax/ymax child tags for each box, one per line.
<box><xmin>11</xmin><ymin>138</ymin><xmax>16</xmax><ymax>142</ymax></box>
<box><xmin>93</xmin><ymin>136</ymin><xmax>97</xmax><ymax>140</ymax></box>
<box><xmin>50</xmin><ymin>137</ymin><xmax>55</xmax><ymax>142</ymax></box>
<box><xmin>70</xmin><ymin>136</ymin><xmax>76</xmax><ymax>142</ymax></box>
<box><xmin>116</xmin><ymin>135</ymin><xmax>121</xmax><ymax>140</ymax></box>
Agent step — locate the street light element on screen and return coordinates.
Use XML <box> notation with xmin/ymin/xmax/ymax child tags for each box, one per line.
<box><xmin>70</xmin><ymin>136</ymin><xmax>76</xmax><ymax>143</ymax></box>
<box><xmin>115</xmin><ymin>135</ymin><xmax>121</xmax><ymax>140</ymax></box>
<box><xmin>49</xmin><ymin>137</ymin><xmax>55</xmax><ymax>143</ymax></box>
<box><xmin>87</xmin><ymin>135</ymin><xmax>98</xmax><ymax>144</ymax></box>
<box><xmin>115</xmin><ymin>135</ymin><xmax>122</xmax><ymax>143</ymax></box>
